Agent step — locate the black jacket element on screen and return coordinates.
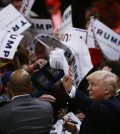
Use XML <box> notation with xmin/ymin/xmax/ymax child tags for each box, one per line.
<box><xmin>73</xmin><ymin>90</ymin><xmax>120</xmax><ymax>134</ymax></box>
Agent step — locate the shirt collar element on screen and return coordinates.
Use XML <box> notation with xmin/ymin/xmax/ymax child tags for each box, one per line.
<box><xmin>117</xmin><ymin>89</ymin><xmax>120</xmax><ymax>93</ymax></box>
<box><xmin>12</xmin><ymin>94</ymin><xmax>30</xmax><ymax>100</ymax></box>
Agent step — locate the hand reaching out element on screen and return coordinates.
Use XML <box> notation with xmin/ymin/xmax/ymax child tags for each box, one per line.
<box><xmin>76</xmin><ymin>112</ymin><xmax>85</xmax><ymax>122</ymax></box>
<box><xmin>39</xmin><ymin>94</ymin><xmax>56</xmax><ymax>103</ymax></box>
<box><xmin>62</xmin><ymin>67</ymin><xmax>73</xmax><ymax>92</ymax></box>
<box><xmin>57</xmin><ymin>107</ymin><xmax>68</xmax><ymax>118</ymax></box>
<box><xmin>35</xmin><ymin>59</ymin><xmax>47</xmax><ymax>68</ymax></box>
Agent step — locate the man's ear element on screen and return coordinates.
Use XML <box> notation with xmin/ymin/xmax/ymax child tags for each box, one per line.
<box><xmin>102</xmin><ymin>66</ymin><xmax>112</xmax><ymax>72</ymax></box>
<box><xmin>6</xmin><ymin>82</ymin><xmax>13</xmax><ymax>93</ymax></box>
<box><xmin>117</xmin><ymin>77</ymin><xmax>120</xmax><ymax>89</ymax></box>
<box><xmin>6</xmin><ymin>82</ymin><xmax>10</xmax><ymax>91</ymax></box>
<box><xmin>28</xmin><ymin>82</ymin><xmax>33</xmax><ymax>93</ymax></box>
<box><xmin>105</xmin><ymin>86</ymin><xmax>113</xmax><ymax>97</ymax></box>
<box><xmin>105</xmin><ymin>88</ymin><xmax>109</xmax><ymax>95</ymax></box>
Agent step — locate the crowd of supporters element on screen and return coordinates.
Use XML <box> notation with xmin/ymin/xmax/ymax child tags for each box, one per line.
<box><xmin>0</xmin><ymin>0</ymin><xmax>120</xmax><ymax>134</ymax></box>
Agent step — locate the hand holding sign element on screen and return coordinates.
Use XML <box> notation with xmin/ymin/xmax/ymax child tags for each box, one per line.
<box><xmin>62</xmin><ymin>66</ymin><xmax>73</xmax><ymax>93</ymax></box>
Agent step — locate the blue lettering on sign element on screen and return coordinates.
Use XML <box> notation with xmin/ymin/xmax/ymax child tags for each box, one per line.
<box><xmin>64</xmin><ymin>51</ymin><xmax>80</xmax><ymax>87</ymax></box>
<box><xmin>5</xmin><ymin>41</ymin><xmax>13</xmax><ymax>49</ymax></box>
<box><xmin>4</xmin><ymin>51</ymin><xmax>10</xmax><ymax>57</ymax></box>
<box><xmin>21</xmin><ymin>20</ymin><xmax>27</xmax><ymax>26</ymax></box>
<box><xmin>3</xmin><ymin>34</ymin><xmax>17</xmax><ymax>57</ymax></box>
<box><xmin>31</xmin><ymin>23</ymin><xmax>52</xmax><ymax>30</ymax></box>
<box><xmin>21</xmin><ymin>0</ymin><xmax>30</xmax><ymax>14</ymax></box>
<box><xmin>96</xmin><ymin>28</ymin><xmax>120</xmax><ymax>46</ymax></box>
<box><xmin>72</xmin><ymin>56</ymin><xmax>79</xmax><ymax>87</ymax></box>
<box><xmin>11</xmin><ymin>20</ymin><xmax>27</xmax><ymax>32</ymax></box>
<box><xmin>12</xmin><ymin>25</ymin><xmax>19</xmax><ymax>32</ymax></box>
<box><xmin>62</xmin><ymin>10</ymin><xmax>71</xmax><ymax>23</ymax></box>
<box><xmin>46</xmin><ymin>24</ymin><xmax>52</xmax><ymax>30</ymax></box>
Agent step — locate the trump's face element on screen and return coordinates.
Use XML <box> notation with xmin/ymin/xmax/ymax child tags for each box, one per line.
<box><xmin>87</xmin><ymin>78</ymin><xmax>106</xmax><ymax>101</ymax></box>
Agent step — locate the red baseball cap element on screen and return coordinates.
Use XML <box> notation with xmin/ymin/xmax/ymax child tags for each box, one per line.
<box><xmin>46</xmin><ymin>0</ymin><xmax>59</xmax><ymax>6</ymax></box>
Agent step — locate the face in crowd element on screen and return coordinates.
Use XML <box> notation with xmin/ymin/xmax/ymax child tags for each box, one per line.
<box><xmin>12</xmin><ymin>0</ymin><xmax>23</xmax><ymax>11</ymax></box>
<box><xmin>35</xmin><ymin>42</ymin><xmax>49</xmax><ymax>60</ymax></box>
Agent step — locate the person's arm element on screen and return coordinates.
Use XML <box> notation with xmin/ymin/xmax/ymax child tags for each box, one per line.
<box><xmin>62</xmin><ymin>68</ymin><xmax>120</xmax><ymax>119</ymax></box>
<box><xmin>24</xmin><ymin>59</ymin><xmax>47</xmax><ymax>73</ymax></box>
<box><xmin>62</xmin><ymin>67</ymin><xmax>76</xmax><ymax>98</ymax></box>
<box><xmin>65</xmin><ymin>85</ymin><xmax>120</xmax><ymax>119</ymax></box>
<box><xmin>38</xmin><ymin>94</ymin><xmax>56</xmax><ymax>103</ymax></box>
<box><xmin>76</xmin><ymin>112</ymin><xmax>85</xmax><ymax>122</ymax></box>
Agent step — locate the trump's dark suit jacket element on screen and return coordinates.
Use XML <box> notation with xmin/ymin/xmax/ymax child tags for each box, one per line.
<box><xmin>0</xmin><ymin>95</ymin><xmax>53</xmax><ymax>134</ymax></box>
<box><xmin>73</xmin><ymin>90</ymin><xmax>120</xmax><ymax>134</ymax></box>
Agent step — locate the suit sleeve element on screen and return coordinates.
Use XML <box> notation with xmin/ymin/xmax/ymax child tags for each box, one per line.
<box><xmin>73</xmin><ymin>89</ymin><xmax>120</xmax><ymax>119</ymax></box>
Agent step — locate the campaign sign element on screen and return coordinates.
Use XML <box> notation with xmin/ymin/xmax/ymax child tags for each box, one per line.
<box><xmin>59</xmin><ymin>27</ymin><xmax>87</xmax><ymax>43</ymax></box>
<box><xmin>20</xmin><ymin>0</ymin><xmax>35</xmax><ymax>17</ymax></box>
<box><xmin>32</xmin><ymin>62</ymin><xmax>64</xmax><ymax>92</ymax></box>
<box><xmin>29</xmin><ymin>33</ymin><xmax>92</xmax><ymax>88</ymax></box>
<box><xmin>60</xmin><ymin>27</ymin><xmax>93</xmax><ymax>88</ymax></box>
<box><xmin>28</xmin><ymin>18</ymin><xmax>54</xmax><ymax>35</ymax></box>
<box><xmin>33</xmin><ymin>34</ymin><xmax>72</xmax><ymax>57</ymax></box>
<box><xmin>0</xmin><ymin>32</ymin><xmax>23</xmax><ymax>59</ymax></box>
<box><xmin>0</xmin><ymin>4</ymin><xmax>31</xmax><ymax>34</ymax></box>
<box><xmin>87</xmin><ymin>19</ymin><xmax>120</xmax><ymax>60</ymax></box>
<box><xmin>58</xmin><ymin>5</ymin><xmax>72</xmax><ymax>33</ymax></box>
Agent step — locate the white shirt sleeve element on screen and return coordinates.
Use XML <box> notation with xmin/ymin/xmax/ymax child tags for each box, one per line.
<box><xmin>66</xmin><ymin>85</ymin><xmax>76</xmax><ymax>99</ymax></box>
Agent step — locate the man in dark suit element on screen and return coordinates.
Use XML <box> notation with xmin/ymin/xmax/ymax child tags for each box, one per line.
<box><xmin>63</xmin><ymin>69</ymin><xmax>120</xmax><ymax>134</ymax></box>
<box><xmin>0</xmin><ymin>69</ymin><xmax>53</xmax><ymax>134</ymax></box>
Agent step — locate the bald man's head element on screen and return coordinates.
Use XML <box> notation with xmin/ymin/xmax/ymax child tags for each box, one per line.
<box><xmin>9</xmin><ymin>69</ymin><xmax>32</xmax><ymax>96</ymax></box>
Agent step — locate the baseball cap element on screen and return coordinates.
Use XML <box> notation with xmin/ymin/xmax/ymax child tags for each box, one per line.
<box><xmin>1</xmin><ymin>71</ymin><xmax>13</xmax><ymax>88</ymax></box>
<box><xmin>46</xmin><ymin>0</ymin><xmax>59</xmax><ymax>6</ymax></box>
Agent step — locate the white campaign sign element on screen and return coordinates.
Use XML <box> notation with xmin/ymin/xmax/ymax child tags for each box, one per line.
<box><xmin>28</xmin><ymin>18</ymin><xmax>54</xmax><ymax>35</ymax></box>
<box><xmin>27</xmin><ymin>33</ymin><xmax>72</xmax><ymax>61</ymax></box>
<box><xmin>29</xmin><ymin>33</ymin><xmax>92</xmax><ymax>88</ymax></box>
<box><xmin>60</xmin><ymin>27</ymin><xmax>93</xmax><ymax>88</ymax></box>
<box><xmin>58</xmin><ymin>5</ymin><xmax>72</xmax><ymax>33</ymax></box>
<box><xmin>33</xmin><ymin>33</ymin><xmax>72</xmax><ymax>52</ymax></box>
<box><xmin>59</xmin><ymin>27</ymin><xmax>87</xmax><ymax>43</ymax></box>
<box><xmin>87</xmin><ymin>19</ymin><xmax>120</xmax><ymax>60</ymax></box>
<box><xmin>20</xmin><ymin>0</ymin><xmax>35</xmax><ymax>17</ymax></box>
<box><xmin>0</xmin><ymin>4</ymin><xmax>31</xmax><ymax>34</ymax></box>
<box><xmin>0</xmin><ymin>32</ymin><xmax>23</xmax><ymax>59</ymax></box>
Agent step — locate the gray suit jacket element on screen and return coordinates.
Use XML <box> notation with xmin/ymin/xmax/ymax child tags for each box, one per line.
<box><xmin>0</xmin><ymin>95</ymin><xmax>53</xmax><ymax>134</ymax></box>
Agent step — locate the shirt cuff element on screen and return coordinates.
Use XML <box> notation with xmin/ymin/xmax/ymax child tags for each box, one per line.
<box><xmin>66</xmin><ymin>85</ymin><xmax>76</xmax><ymax>99</ymax></box>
